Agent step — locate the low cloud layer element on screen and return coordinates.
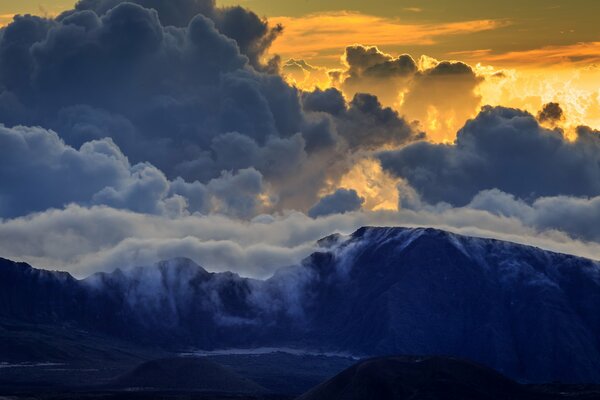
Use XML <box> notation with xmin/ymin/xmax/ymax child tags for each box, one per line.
<box><xmin>468</xmin><ymin>189</ymin><xmax>600</xmax><ymax>242</ymax></box>
<box><xmin>1</xmin><ymin>201</ymin><xmax>599</xmax><ymax>279</ymax></box>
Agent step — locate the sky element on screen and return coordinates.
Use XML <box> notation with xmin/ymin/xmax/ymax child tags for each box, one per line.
<box><xmin>3</xmin><ymin>1</ymin><xmax>599</xmax><ymax>65</ymax></box>
<box><xmin>0</xmin><ymin>0</ymin><xmax>598</xmax><ymax>277</ymax></box>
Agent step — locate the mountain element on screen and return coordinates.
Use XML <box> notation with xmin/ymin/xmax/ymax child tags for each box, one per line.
<box><xmin>113</xmin><ymin>356</ymin><xmax>266</xmax><ymax>393</ymax></box>
<box><xmin>295</xmin><ymin>227</ymin><xmax>600</xmax><ymax>383</ymax></box>
<box><xmin>1</xmin><ymin>227</ymin><xmax>599</xmax><ymax>384</ymax></box>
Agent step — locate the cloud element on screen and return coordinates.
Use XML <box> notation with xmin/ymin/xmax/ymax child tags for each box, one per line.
<box><xmin>0</xmin><ymin>0</ymin><xmax>599</xmax><ymax>281</ymax></box>
<box><xmin>479</xmin><ymin>42</ymin><xmax>600</xmax><ymax>67</ymax></box>
<box><xmin>474</xmin><ymin>64</ymin><xmax>600</xmax><ymax>133</ymax></box>
<box><xmin>339</xmin><ymin>45</ymin><xmax>417</xmax><ymax>106</ymax></box>
<box><xmin>379</xmin><ymin>106</ymin><xmax>600</xmax><ymax>205</ymax></box>
<box><xmin>335</xmin><ymin>92</ymin><xmax>422</xmax><ymax>150</ymax></box>
<box><xmin>302</xmin><ymin>87</ymin><xmax>346</xmax><ymax>116</ymax></box>
<box><xmin>468</xmin><ymin>189</ymin><xmax>600</xmax><ymax>242</ymax></box>
<box><xmin>401</xmin><ymin>59</ymin><xmax>483</xmax><ymax>141</ymax></box>
<box><xmin>0</xmin><ymin>124</ymin><xmax>268</xmax><ymax>219</ymax></box>
<box><xmin>308</xmin><ymin>188</ymin><xmax>364</xmax><ymax>218</ymax></box>
<box><xmin>65</xmin><ymin>0</ymin><xmax>282</xmax><ymax>70</ymax></box>
<box><xmin>537</xmin><ymin>102</ymin><xmax>565</xmax><ymax>125</ymax></box>
<box><xmin>282</xmin><ymin>58</ymin><xmax>331</xmax><ymax>89</ymax></box>
<box><xmin>1</xmin><ymin>201</ymin><xmax>599</xmax><ymax>279</ymax></box>
<box><xmin>0</xmin><ymin>14</ymin><xmax>15</xmax><ymax>27</ymax></box>
<box><xmin>268</xmin><ymin>11</ymin><xmax>506</xmax><ymax>61</ymax></box>
<box><xmin>330</xmin><ymin>45</ymin><xmax>483</xmax><ymax>141</ymax></box>
<box><xmin>0</xmin><ymin>4</ymin><xmax>423</xmax><ymax>215</ymax></box>
<box><xmin>301</xmin><ymin>87</ymin><xmax>421</xmax><ymax>151</ymax></box>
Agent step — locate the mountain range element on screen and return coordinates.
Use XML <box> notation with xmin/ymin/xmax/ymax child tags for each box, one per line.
<box><xmin>1</xmin><ymin>226</ymin><xmax>599</xmax><ymax>385</ymax></box>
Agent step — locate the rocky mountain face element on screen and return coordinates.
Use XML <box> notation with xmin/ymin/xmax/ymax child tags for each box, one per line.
<box><xmin>1</xmin><ymin>227</ymin><xmax>599</xmax><ymax>383</ymax></box>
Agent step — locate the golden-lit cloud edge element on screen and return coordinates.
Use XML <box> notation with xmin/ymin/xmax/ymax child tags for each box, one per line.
<box><xmin>0</xmin><ymin>14</ymin><xmax>15</xmax><ymax>27</ymax></box>
<box><xmin>450</xmin><ymin>42</ymin><xmax>600</xmax><ymax>68</ymax></box>
<box><xmin>269</xmin><ymin>11</ymin><xmax>509</xmax><ymax>62</ymax></box>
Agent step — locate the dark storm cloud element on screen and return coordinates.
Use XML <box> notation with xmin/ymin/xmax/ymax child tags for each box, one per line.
<box><xmin>379</xmin><ymin>106</ymin><xmax>600</xmax><ymax>206</ymax></box>
<box><xmin>302</xmin><ymin>89</ymin><xmax>422</xmax><ymax>150</ymax></box>
<box><xmin>344</xmin><ymin>45</ymin><xmax>417</xmax><ymax>79</ymax></box>
<box><xmin>338</xmin><ymin>93</ymin><xmax>422</xmax><ymax>150</ymax></box>
<box><xmin>0</xmin><ymin>3</ymin><xmax>283</xmax><ymax>167</ymax></box>
<box><xmin>63</xmin><ymin>0</ymin><xmax>282</xmax><ymax>70</ymax></box>
<box><xmin>302</xmin><ymin>88</ymin><xmax>346</xmax><ymax>116</ymax></box>
<box><xmin>0</xmin><ymin>3</ymin><xmax>422</xmax><ymax>218</ymax></box>
<box><xmin>0</xmin><ymin>124</ymin><xmax>267</xmax><ymax>219</ymax></box>
<box><xmin>308</xmin><ymin>189</ymin><xmax>364</xmax><ymax>218</ymax></box>
<box><xmin>537</xmin><ymin>102</ymin><xmax>565</xmax><ymax>125</ymax></box>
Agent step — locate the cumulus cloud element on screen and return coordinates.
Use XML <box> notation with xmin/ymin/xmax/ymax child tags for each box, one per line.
<box><xmin>302</xmin><ymin>87</ymin><xmax>346</xmax><ymax>116</ymax></box>
<box><xmin>379</xmin><ymin>106</ymin><xmax>600</xmax><ymax>205</ymax></box>
<box><xmin>0</xmin><ymin>4</ymin><xmax>421</xmax><ymax>214</ymax></box>
<box><xmin>308</xmin><ymin>189</ymin><xmax>364</xmax><ymax>218</ymax></box>
<box><xmin>331</xmin><ymin>45</ymin><xmax>483</xmax><ymax>141</ymax></box>
<box><xmin>302</xmin><ymin>89</ymin><xmax>421</xmax><ymax>150</ymax></box>
<box><xmin>0</xmin><ymin>124</ymin><xmax>268</xmax><ymax>219</ymax></box>
<box><xmin>340</xmin><ymin>45</ymin><xmax>417</xmax><ymax>106</ymax></box>
<box><xmin>63</xmin><ymin>0</ymin><xmax>282</xmax><ymax>70</ymax></box>
<box><xmin>401</xmin><ymin>59</ymin><xmax>483</xmax><ymax>141</ymax></box>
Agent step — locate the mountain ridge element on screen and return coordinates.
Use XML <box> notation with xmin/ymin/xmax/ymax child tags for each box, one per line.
<box><xmin>1</xmin><ymin>226</ymin><xmax>599</xmax><ymax>383</ymax></box>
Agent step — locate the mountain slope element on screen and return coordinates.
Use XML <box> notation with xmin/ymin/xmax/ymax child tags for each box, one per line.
<box><xmin>114</xmin><ymin>356</ymin><xmax>267</xmax><ymax>393</ymax></box>
<box><xmin>296</xmin><ymin>227</ymin><xmax>600</xmax><ymax>382</ymax></box>
<box><xmin>1</xmin><ymin>227</ymin><xmax>599</xmax><ymax>383</ymax></box>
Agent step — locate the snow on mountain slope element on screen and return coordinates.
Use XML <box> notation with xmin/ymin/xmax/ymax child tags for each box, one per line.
<box><xmin>1</xmin><ymin>226</ymin><xmax>599</xmax><ymax>383</ymax></box>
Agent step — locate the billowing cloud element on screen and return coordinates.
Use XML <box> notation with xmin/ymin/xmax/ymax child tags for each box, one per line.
<box><xmin>0</xmin><ymin>3</ymin><xmax>423</xmax><ymax>216</ymax></box>
<box><xmin>340</xmin><ymin>45</ymin><xmax>417</xmax><ymax>106</ymax></box>
<box><xmin>0</xmin><ymin>124</ymin><xmax>268</xmax><ymax>219</ymax></box>
<box><xmin>379</xmin><ymin>106</ymin><xmax>600</xmax><ymax>205</ymax></box>
<box><xmin>308</xmin><ymin>188</ymin><xmax>364</xmax><ymax>218</ymax></box>
<box><xmin>64</xmin><ymin>0</ymin><xmax>282</xmax><ymax>70</ymax></box>
<box><xmin>401</xmin><ymin>59</ymin><xmax>483</xmax><ymax>141</ymax></box>
<box><xmin>325</xmin><ymin>45</ymin><xmax>483</xmax><ymax>142</ymax></box>
<box><xmin>302</xmin><ymin>88</ymin><xmax>421</xmax><ymax>151</ymax></box>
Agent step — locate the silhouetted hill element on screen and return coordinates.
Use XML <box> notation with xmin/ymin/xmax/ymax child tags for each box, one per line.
<box><xmin>296</xmin><ymin>356</ymin><xmax>600</xmax><ymax>400</ymax></box>
<box><xmin>297</xmin><ymin>356</ymin><xmax>524</xmax><ymax>400</ymax></box>
<box><xmin>114</xmin><ymin>356</ymin><xmax>266</xmax><ymax>393</ymax></box>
